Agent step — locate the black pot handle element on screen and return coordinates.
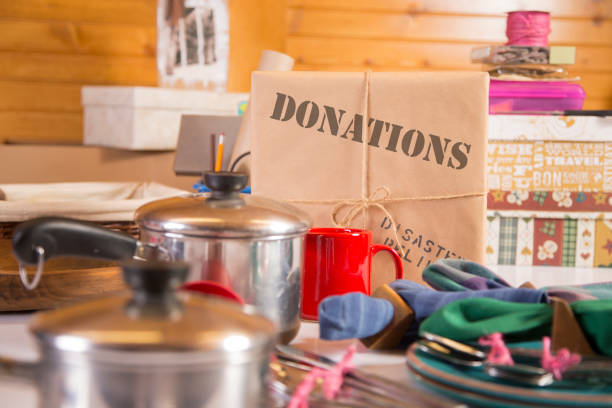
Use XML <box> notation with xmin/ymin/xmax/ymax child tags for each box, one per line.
<box><xmin>12</xmin><ymin>217</ymin><xmax>138</xmax><ymax>265</ymax></box>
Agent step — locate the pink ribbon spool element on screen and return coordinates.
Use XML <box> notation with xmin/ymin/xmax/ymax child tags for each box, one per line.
<box><xmin>506</xmin><ymin>11</ymin><xmax>551</xmax><ymax>46</ymax></box>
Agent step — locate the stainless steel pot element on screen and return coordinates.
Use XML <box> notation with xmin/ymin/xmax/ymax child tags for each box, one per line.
<box><xmin>12</xmin><ymin>172</ymin><xmax>311</xmax><ymax>343</ymax></box>
<box><xmin>0</xmin><ymin>260</ymin><xmax>276</xmax><ymax>408</ymax></box>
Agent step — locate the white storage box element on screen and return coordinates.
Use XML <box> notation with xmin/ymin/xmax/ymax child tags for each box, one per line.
<box><xmin>82</xmin><ymin>86</ymin><xmax>249</xmax><ymax>150</ymax></box>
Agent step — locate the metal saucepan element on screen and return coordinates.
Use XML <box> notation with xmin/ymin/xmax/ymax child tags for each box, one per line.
<box><xmin>0</xmin><ymin>260</ymin><xmax>277</xmax><ymax>408</ymax></box>
<box><xmin>11</xmin><ymin>172</ymin><xmax>311</xmax><ymax>343</ymax></box>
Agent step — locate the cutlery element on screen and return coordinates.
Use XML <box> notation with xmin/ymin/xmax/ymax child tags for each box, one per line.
<box><xmin>273</xmin><ymin>357</ymin><xmax>463</xmax><ymax>408</ymax></box>
<box><xmin>421</xmin><ymin>331</ymin><xmax>612</xmax><ymax>367</ymax></box>
<box><xmin>275</xmin><ymin>344</ymin><xmax>464</xmax><ymax>408</ymax></box>
<box><xmin>416</xmin><ymin>339</ymin><xmax>554</xmax><ymax>387</ymax></box>
<box><xmin>421</xmin><ymin>332</ymin><xmax>486</xmax><ymax>361</ymax></box>
<box><xmin>419</xmin><ymin>332</ymin><xmax>612</xmax><ymax>385</ymax></box>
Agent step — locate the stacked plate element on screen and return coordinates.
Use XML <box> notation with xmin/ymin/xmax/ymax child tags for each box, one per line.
<box><xmin>406</xmin><ymin>343</ymin><xmax>612</xmax><ymax>407</ymax></box>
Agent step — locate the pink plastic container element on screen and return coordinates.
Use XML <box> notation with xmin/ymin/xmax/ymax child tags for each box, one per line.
<box><xmin>489</xmin><ymin>80</ymin><xmax>585</xmax><ymax>113</ymax></box>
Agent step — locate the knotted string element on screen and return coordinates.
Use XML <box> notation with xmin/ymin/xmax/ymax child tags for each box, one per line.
<box><xmin>478</xmin><ymin>333</ymin><xmax>581</xmax><ymax>381</ymax></box>
<box><xmin>541</xmin><ymin>336</ymin><xmax>581</xmax><ymax>380</ymax></box>
<box><xmin>479</xmin><ymin>333</ymin><xmax>514</xmax><ymax>366</ymax></box>
<box><xmin>287</xmin><ymin>71</ymin><xmax>486</xmax><ymax>260</ymax></box>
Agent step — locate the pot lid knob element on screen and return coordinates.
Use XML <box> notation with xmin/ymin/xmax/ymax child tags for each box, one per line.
<box><xmin>122</xmin><ymin>259</ymin><xmax>188</xmax><ymax>295</ymax></box>
<box><xmin>204</xmin><ymin>172</ymin><xmax>248</xmax><ymax>200</ymax></box>
<box><xmin>122</xmin><ymin>259</ymin><xmax>189</xmax><ymax>318</ymax></box>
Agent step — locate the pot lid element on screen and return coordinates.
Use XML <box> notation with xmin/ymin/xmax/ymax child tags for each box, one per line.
<box><xmin>135</xmin><ymin>172</ymin><xmax>311</xmax><ymax>239</ymax></box>
<box><xmin>29</xmin><ymin>260</ymin><xmax>276</xmax><ymax>364</ymax></box>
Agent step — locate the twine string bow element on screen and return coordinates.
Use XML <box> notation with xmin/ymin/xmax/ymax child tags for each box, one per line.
<box><xmin>332</xmin><ymin>186</ymin><xmax>392</xmax><ymax>228</ymax></box>
<box><xmin>330</xmin><ymin>186</ymin><xmax>408</xmax><ymax>259</ymax></box>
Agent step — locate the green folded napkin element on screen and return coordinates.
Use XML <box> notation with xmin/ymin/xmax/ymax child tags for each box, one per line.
<box><xmin>573</xmin><ymin>300</ymin><xmax>612</xmax><ymax>357</ymax></box>
<box><xmin>419</xmin><ymin>298</ymin><xmax>612</xmax><ymax>356</ymax></box>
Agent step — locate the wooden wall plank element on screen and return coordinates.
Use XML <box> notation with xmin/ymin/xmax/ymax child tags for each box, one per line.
<box><xmin>287</xmin><ymin>10</ymin><xmax>612</xmax><ymax>46</ymax></box>
<box><xmin>0</xmin><ymin>111</ymin><xmax>82</xmax><ymax>143</ymax></box>
<box><xmin>583</xmin><ymin>98</ymin><xmax>612</xmax><ymax>110</ymax></box>
<box><xmin>0</xmin><ymin>19</ymin><xmax>155</xmax><ymax>57</ymax></box>
<box><xmin>288</xmin><ymin>0</ymin><xmax>612</xmax><ymax>18</ymax></box>
<box><xmin>287</xmin><ymin>37</ymin><xmax>612</xmax><ymax>73</ymax></box>
<box><xmin>580</xmin><ymin>73</ymin><xmax>612</xmax><ymax>99</ymax></box>
<box><xmin>0</xmin><ymin>81</ymin><xmax>81</xmax><ymax>112</ymax></box>
<box><xmin>0</xmin><ymin>52</ymin><xmax>157</xmax><ymax>85</ymax></box>
<box><xmin>293</xmin><ymin>63</ymin><xmax>612</xmax><ymax>99</ymax></box>
<box><xmin>227</xmin><ymin>0</ymin><xmax>287</xmax><ymax>92</ymax></box>
<box><xmin>0</xmin><ymin>0</ymin><xmax>156</xmax><ymax>25</ymax></box>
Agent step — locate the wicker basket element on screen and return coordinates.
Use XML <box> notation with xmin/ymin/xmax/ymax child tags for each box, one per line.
<box><xmin>0</xmin><ymin>220</ymin><xmax>140</xmax><ymax>240</ymax></box>
<box><xmin>0</xmin><ymin>182</ymin><xmax>186</xmax><ymax>311</ymax></box>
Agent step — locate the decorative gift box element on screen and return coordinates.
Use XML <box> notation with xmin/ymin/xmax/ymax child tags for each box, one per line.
<box><xmin>250</xmin><ymin>71</ymin><xmax>489</xmax><ymax>284</ymax></box>
<box><xmin>487</xmin><ymin>141</ymin><xmax>611</xmax><ymax>192</ymax></box>
<box><xmin>82</xmin><ymin>86</ymin><xmax>248</xmax><ymax>150</ymax></box>
<box><xmin>486</xmin><ymin>190</ymin><xmax>612</xmax><ymax>268</ymax></box>
<box><xmin>486</xmin><ymin>115</ymin><xmax>612</xmax><ymax>267</ymax></box>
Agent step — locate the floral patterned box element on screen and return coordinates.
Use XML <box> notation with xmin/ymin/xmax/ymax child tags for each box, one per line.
<box><xmin>486</xmin><ymin>190</ymin><xmax>612</xmax><ymax>268</ymax></box>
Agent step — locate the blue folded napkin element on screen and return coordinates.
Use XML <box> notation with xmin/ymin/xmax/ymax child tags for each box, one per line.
<box><xmin>318</xmin><ymin>293</ymin><xmax>393</xmax><ymax>340</ymax></box>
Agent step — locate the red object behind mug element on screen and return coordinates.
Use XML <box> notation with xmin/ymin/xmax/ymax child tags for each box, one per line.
<box><xmin>301</xmin><ymin>228</ymin><xmax>403</xmax><ymax>320</ymax></box>
<box><xmin>182</xmin><ymin>280</ymin><xmax>244</xmax><ymax>305</ymax></box>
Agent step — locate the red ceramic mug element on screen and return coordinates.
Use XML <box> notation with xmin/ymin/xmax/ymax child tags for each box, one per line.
<box><xmin>301</xmin><ymin>228</ymin><xmax>403</xmax><ymax>320</ymax></box>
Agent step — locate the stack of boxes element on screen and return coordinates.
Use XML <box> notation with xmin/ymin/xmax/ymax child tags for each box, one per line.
<box><xmin>471</xmin><ymin>11</ymin><xmax>585</xmax><ymax>114</ymax></box>
<box><xmin>480</xmin><ymin>11</ymin><xmax>610</xmax><ymax>269</ymax></box>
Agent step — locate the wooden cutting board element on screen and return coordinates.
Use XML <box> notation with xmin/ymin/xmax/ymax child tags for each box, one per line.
<box><xmin>0</xmin><ymin>240</ymin><xmax>127</xmax><ymax>311</ymax></box>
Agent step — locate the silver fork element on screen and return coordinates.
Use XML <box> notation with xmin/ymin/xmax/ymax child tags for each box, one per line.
<box><xmin>275</xmin><ymin>344</ymin><xmax>465</xmax><ymax>408</ymax></box>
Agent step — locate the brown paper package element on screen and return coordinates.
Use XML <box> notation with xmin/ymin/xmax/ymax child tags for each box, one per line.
<box><xmin>251</xmin><ymin>71</ymin><xmax>489</xmax><ymax>285</ymax></box>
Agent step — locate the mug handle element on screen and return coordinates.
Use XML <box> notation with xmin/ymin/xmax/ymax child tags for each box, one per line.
<box><xmin>370</xmin><ymin>244</ymin><xmax>403</xmax><ymax>280</ymax></box>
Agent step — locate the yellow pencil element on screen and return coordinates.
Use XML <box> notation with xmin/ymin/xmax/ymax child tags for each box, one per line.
<box><xmin>215</xmin><ymin>133</ymin><xmax>224</xmax><ymax>172</ymax></box>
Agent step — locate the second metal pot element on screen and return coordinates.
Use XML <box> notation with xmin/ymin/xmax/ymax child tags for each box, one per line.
<box><xmin>12</xmin><ymin>172</ymin><xmax>312</xmax><ymax>343</ymax></box>
<box><xmin>0</xmin><ymin>260</ymin><xmax>276</xmax><ymax>408</ymax></box>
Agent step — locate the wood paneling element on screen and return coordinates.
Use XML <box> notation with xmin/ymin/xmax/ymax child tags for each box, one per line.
<box><xmin>0</xmin><ymin>81</ymin><xmax>81</xmax><ymax>112</ymax></box>
<box><xmin>293</xmin><ymin>62</ymin><xmax>612</xmax><ymax>101</ymax></box>
<box><xmin>287</xmin><ymin>0</ymin><xmax>612</xmax><ymax>110</ymax></box>
<box><xmin>0</xmin><ymin>0</ymin><xmax>611</xmax><ymax>145</ymax></box>
<box><xmin>0</xmin><ymin>52</ymin><xmax>157</xmax><ymax>85</ymax></box>
<box><xmin>227</xmin><ymin>0</ymin><xmax>287</xmax><ymax>92</ymax></box>
<box><xmin>0</xmin><ymin>20</ymin><xmax>155</xmax><ymax>56</ymax></box>
<box><xmin>583</xmin><ymin>98</ymin><xmax>612</xmax><ymax>110</ymax></box>
<box><xmin>0</xmin><ymin>0</ymin><xmax>155</xmax><ymax>25</ymax></box>
<box><xmin>287</xmin><ymin>9</ymin><xmax>612</xmax><ymax>46</ymax></box>
<box><xmin>288</xmin><ymin>0</ymin><xmax>612</xmax><ymax>18</ymax></box>
<box><xmin>288</xmin><ymin>37</ymin><xmax>612</xmax><ymax>72</ymax></box>
<box><xmin>0</xmin><ymin>0</ymin><xmax>157</xmax><ymax>143</ymax></box>
<box><xmin>0</xmin><ymin>111</ymin><xmax>82</xmax><ymax>143</ymax></box>
<box><xmin>0</xmin><ymin>0</ymin><xmax>284</xmax><ymax>144</ymax></box>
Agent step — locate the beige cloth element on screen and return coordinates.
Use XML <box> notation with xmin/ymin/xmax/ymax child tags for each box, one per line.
<box><xmin>250</xmin><ymin>71</ymin><xmax>489</xmax><ymax>284</ymax></box>
<box><xmin>0</xmin><ymin>182</ymin><xmax>187</xmax><ymax>221</ymax></box>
